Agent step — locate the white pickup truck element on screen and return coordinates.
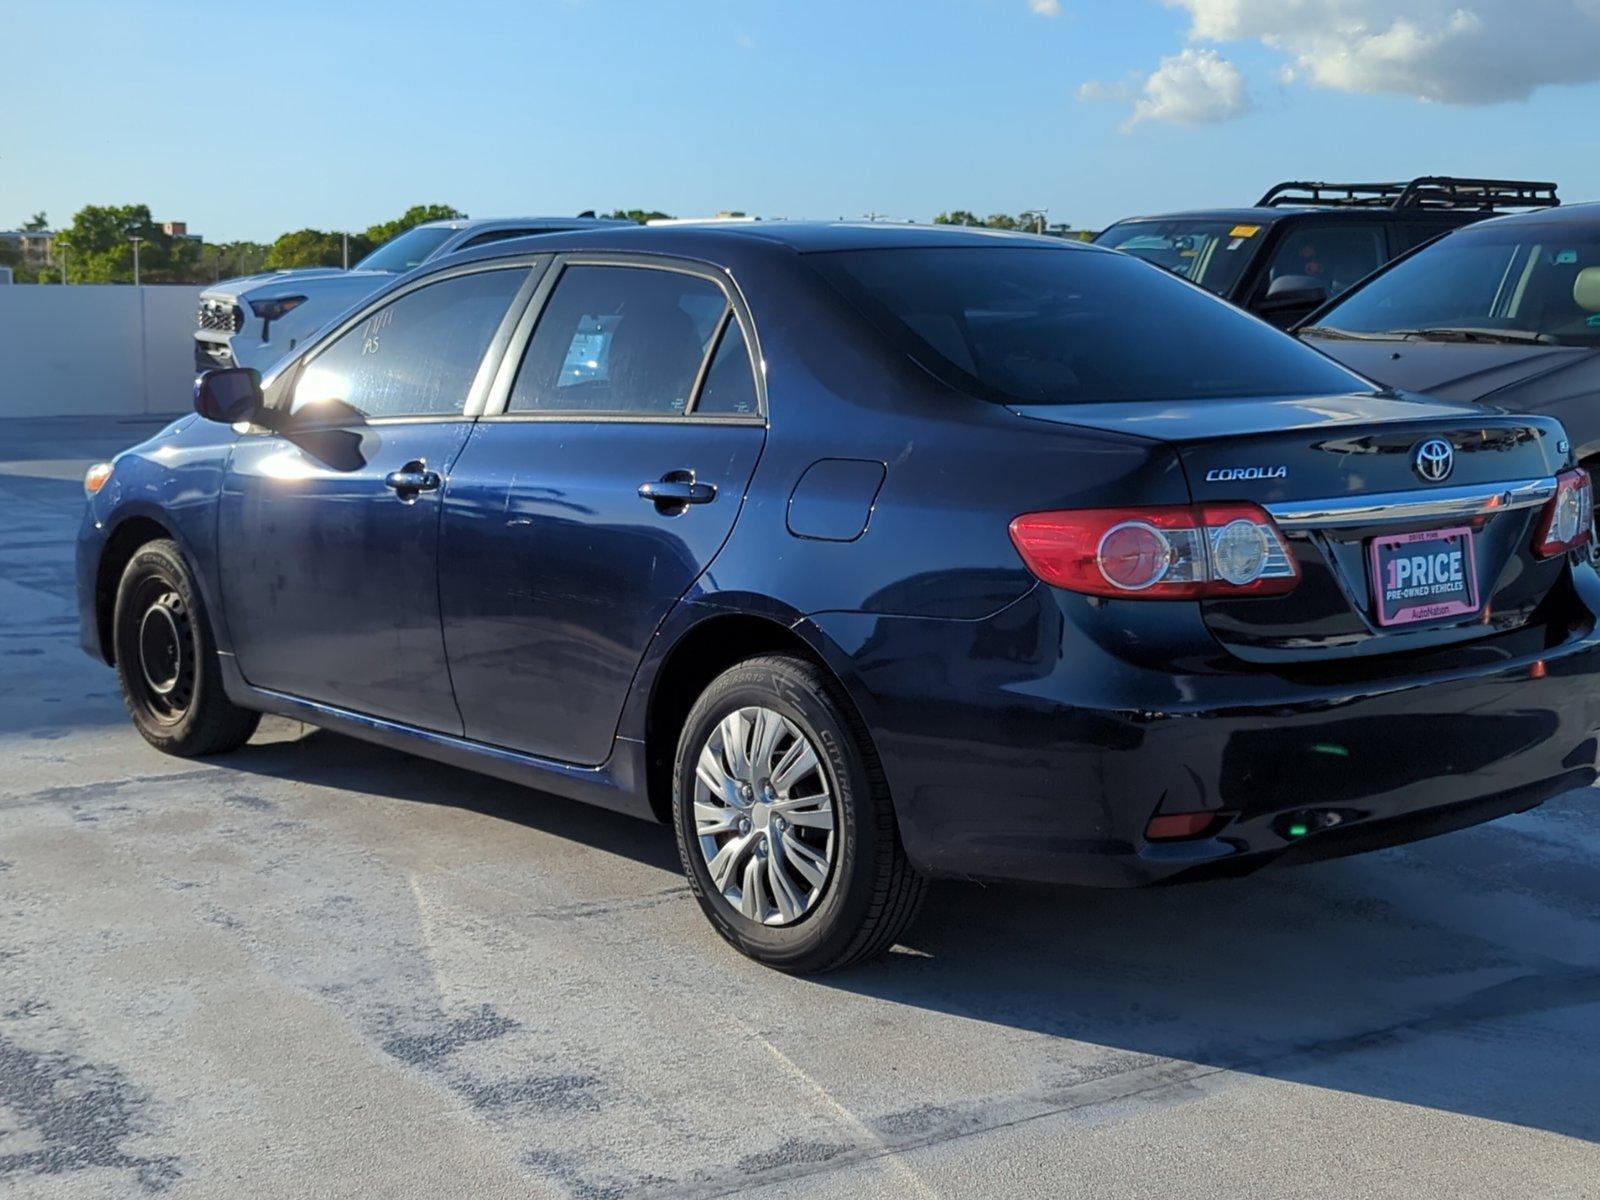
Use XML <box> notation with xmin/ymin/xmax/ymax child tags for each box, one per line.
<box><xmin>194</xmin><ymin>215</ymin><xmax>623</xmax><ymax>372</ymax></box>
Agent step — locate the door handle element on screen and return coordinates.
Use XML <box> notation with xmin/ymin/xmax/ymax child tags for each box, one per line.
<box><xmin>385</xmin><ymin>461</ymin><xmax>442</xmax><ymax>499</ymax></box>
<box><xmin>638</xmin><ymin>471</ymin><xmax>716</xmax><ymax>511</ymax></box>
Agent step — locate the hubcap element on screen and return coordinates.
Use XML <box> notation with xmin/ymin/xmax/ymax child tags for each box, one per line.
<box><xmin>138</xmin><ymin>602</ymin><xmax>182</xmax><ymax>695</ymax></box>
<box><xmin>128</xmin><ymin>585</ymin><xmax>195</xmax><ymax>724</ymax></box>
<box><xmin>693</xmin><ymin>706</ymin><xmax>837</xmax><ymax>926</ymax></box>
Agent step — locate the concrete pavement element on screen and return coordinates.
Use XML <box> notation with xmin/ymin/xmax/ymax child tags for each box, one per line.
<box><xmin>2</xmin><ymin>417</ymin><xmax>1597</xmax><ymax>1198</ymax></box>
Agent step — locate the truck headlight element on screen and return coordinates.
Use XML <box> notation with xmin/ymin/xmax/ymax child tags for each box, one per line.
<box><xmin>247</xmin><ymin>295</ymin><xmax>307</xmax><ymax>321</ymax></box>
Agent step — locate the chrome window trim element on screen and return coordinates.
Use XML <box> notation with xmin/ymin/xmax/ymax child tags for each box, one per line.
<box><xmin>1266</xmin><ymin>477</ymin><xmax>1557</xmax><ymax>530</ymax></box>
<box><xmin>479</xmin><ymin>251</ymin><xmax>770</xmax><ymax>423</ymax></box>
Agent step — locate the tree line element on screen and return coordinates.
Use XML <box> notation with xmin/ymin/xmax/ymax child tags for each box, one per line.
<box><xmin>1</xmin><ymin>203</ymin><xmax>476</xmax><ymax>285</ymax></box>
<box><xmin>2</xmin><ymin>204</ymin><xmax>1081</xmax><ymax>284</ymax></box>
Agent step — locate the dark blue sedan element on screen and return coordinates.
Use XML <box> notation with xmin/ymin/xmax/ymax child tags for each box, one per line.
<box><xmin>77</xmin><ymin>222</ymin><xmax>1600</xmax><ymax>971</ymax></box>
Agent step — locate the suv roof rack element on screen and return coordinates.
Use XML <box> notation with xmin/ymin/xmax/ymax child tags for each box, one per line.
<box><xmin>1255</xmin><ymin>176</ymin><xmax>1559</xmax><ymax>212</ymax></box>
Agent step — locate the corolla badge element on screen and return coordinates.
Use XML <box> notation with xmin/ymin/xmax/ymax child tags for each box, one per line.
<box><xmin>1204</xmin><ymin>465</ymin><xmax>1288</xmax><ymax>482</ymax></box>
<box><xmin>1413</xmin><ymin>438</ymin><xmax>1454</xmax><ymax>483</ymax></box>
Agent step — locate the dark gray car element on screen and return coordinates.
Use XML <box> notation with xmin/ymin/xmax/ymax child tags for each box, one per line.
<box><xmin>1299</xmin><ymin>203</ymin><xmax>1600</xmax><ymax>474</ymax></box>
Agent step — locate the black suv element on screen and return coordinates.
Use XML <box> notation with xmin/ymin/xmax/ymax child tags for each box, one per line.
<box><xmin>1096</xmin><ymin>176</ymin><xmax>1559</xmax><ymax>328</ymax></box>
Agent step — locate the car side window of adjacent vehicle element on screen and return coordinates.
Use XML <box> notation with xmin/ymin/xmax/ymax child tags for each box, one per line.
<box><xmin>1257</xmin><ymin>223</ymin><xmax>1387</xmax><ymax>304</ymax></box>
<box><xmin>507</xmin><ymin>265</ymin><xmax>736</xmax><ymax>416</ymax></box>
<box><xmin>290</xmin><ymin>269</ymin><xmax>529</xmax><ymax>420</ymax></box>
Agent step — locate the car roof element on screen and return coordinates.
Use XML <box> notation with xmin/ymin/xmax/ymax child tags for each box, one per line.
<box><xmin>417</xmin><ymin>216</ymin><xmax>628</xmax><ymax>233</ymax></box>
<box><xmin>1106</xmin><ymin>206</ymin><xmax>1485</xmax><ymax>228</ymax></box>
<box><xmin>1462</xmin><ymin>200</ymin><xmax>1600</xmax><ymax>231</ymax></box>
<box><xmin>437</xmin><ymin>220</ymin><xmax>1107</xmax><ymax>269</ymax></box>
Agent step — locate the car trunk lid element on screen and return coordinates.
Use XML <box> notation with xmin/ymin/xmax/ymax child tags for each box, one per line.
<box><xmin>1011</xmin><ymin>391</ymin><xmax>1575</xmax><ymax>663</ymax></box>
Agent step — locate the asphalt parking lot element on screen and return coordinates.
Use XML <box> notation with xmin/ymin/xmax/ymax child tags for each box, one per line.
<box><xmin>2</xmin><ymin>416</ymin><xmax>1599</xmax><ymax>1199</ymax></box>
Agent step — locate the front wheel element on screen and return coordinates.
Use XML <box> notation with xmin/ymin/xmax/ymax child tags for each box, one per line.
<box><xmin>672</xmin><ymin>654</ymin><xmax>926</xmax><ymax>973</ymax></box>
<box><xmin>112</xmin><ymin>539</ymin><xmax>260</xmax><ymax>757</ymax></box>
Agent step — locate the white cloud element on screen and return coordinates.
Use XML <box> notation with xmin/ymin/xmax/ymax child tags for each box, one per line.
<box><xmin>1167</xmin><ymin>0</ymin><xmax>1600</xmax><ymax>104</ymax></box>
<box><xmin>1111</xmin><ymin>47</ymin><xmax>1251</xmax><ymax>129</ymax></box>
<box><xmin>1029</xmin><ymin>0</ymin><xmax>1063</xmax><ymax>14</ymax></box>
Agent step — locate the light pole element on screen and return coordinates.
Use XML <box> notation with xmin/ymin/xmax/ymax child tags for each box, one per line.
<box><xmin>128</xmin><ymin>235</ymin><xmax>143</xmax><ymax>286</ymax></box>
<box><xmin>1022</xmin><ymin>208</ymin><xmax>1048</xmax><ymax>235</ymax></box>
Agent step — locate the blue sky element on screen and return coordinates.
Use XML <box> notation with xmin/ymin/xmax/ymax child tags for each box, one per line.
<box><xmin>2</xmin><ymin>0</ymin><xmax>1597</xmax><ymax>240</ymax></box>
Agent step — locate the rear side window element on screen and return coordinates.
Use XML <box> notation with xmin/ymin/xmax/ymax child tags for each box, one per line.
<box><xmin>694</xmin><ymin>318</ymin><xmax>759</xmax><ymax>415</ymax></box>
<box><xmin>509</xmin><ymin>265</ymin><xmax>728</xmax><ymax>415</ymax></box>
<box><xmin>810</xmin><ymin>246</ymin><xmax>1364</xmax><ymax>406</ymax></box>
<box><xmin>292</xmin><ymin>268</ymin><xmax>527</xmax><ymax>419</ymax></box>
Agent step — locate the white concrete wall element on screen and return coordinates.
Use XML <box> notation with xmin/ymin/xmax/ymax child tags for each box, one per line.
<box><xmin>0</xmin><ymin>285</ymin><xmax>202</xmax><ymax>418</ymax></box>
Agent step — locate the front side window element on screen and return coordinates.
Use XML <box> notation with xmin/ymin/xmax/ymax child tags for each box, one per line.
<box><xmin>1258</xmin><ymin>223</ymin><xmax>1386</xmax><ymax>302</ymax></box>
<box><xmin>1309</xmin><ymin>224</ymin><xmax>1600</xmax><ymax>347</ymax></box>
<box><xmin>509</xmin><ymin>265</ymin><xmax>729</xmax><ymax>414</ymax></box>
<box><xmin>810</xmin><ymin>246</ymin><xmax>1365</xmax><ymax>407</ymax></box>
<box><xmin>1095</xmin><ymin>219</ymin><xmax>1263</xmax><ymax>296</ymax></box>
<box><xmin>292</xmin><ymin>268</ymin><xmax>527</xmax><ymax>419</ymax></box>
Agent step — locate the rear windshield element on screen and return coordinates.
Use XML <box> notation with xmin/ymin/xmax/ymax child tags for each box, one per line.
<box><xmin>1310</xmin><ymin>224</ymin><xmax>1600</xmax><ymax>347</ymax></box>
<box><xmin>809</xmin><ymin>246</ymin><xmax>1365</xmax><ymax>406</ymax></box>
<box><xmin>1095</xmin><ymin>219</ymin><xmax>1263</xmax><ymax>295</ymax></box>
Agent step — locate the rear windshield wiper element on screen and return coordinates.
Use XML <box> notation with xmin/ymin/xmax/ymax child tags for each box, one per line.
<box><xmin>1394</xmin><ymin>326</ymin><xmax>1559</xmax><ymax>346</ymax></box>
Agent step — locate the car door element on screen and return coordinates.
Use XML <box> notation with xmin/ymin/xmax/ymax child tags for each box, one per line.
<box><xmin>440</xmin><ymin>256</ymin><xmax>766</xmax><ymax>763</ymax></box>
<box><xmin>218</xmin><ymin>262</ymin><xmax>537</xmax><ymax>732</ymax></box>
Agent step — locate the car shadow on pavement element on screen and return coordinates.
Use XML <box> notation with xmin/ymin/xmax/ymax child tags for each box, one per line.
<box><xmin>826</xmin><ymin>794</ymin><xmax>1600</xmax><ymax>1144</ymax></box>
<box><xmin>213</xmin><ymin>724</ymin><xmax>683</xmax><ymax>873</ymax></box>
<box><xmin>210</xmin><ymin>725</ymin><xmax>1600</xmax><ymax>1145</ymax></box>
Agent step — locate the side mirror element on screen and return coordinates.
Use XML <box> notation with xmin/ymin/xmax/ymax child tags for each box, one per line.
<box><xmin>194</xmin><ymin>367</ymin><xmax>264</xmax><ymax>424</ymax></box>
<box><xmin>1255</xmin><ymin>276</ymin><xmax>1329</xmax><ymax>327</ymax></box>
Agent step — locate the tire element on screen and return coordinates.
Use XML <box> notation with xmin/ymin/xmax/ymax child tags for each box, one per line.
<box><xmin>672</xmin><ymin>654</ymin><xmax>926</xmax><ymax>973</ymax></box>
<box><xmin>111</xmin><ymin>539</ymin><xmax>260</xmax><ymax>757</ymax></box>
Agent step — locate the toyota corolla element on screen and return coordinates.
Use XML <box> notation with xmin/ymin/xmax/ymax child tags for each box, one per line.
<box><xmin>78</xmin><ymin>223</ymin><xmax>1600</xmax><ymax>972</ymax></box>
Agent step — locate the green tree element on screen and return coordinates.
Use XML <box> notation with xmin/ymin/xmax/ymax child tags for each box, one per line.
<box><xmin>264</xmin><ymin>229</ymin><xmax>368</xmax><ymax>270</ymax></box>
<box><xmin>54</xmin><ymin>204</ymin><xmax>202</xmax><ymax>284</ymax></box>
<box><xmin>23</xmin><ymin>211</ymin><xmax>48</xmax><ymax>231</ymax></box>
<box><xmin>201</xmin><ymin>240</ymin><xmax>271</xmax><ymax>281</ymax></box>
<box><xmin>362</xmin><ymin>204</ymin><xmax>465</xmax><ymax>246</ymax></box>
<box><xmin>607</xmin><ymin>208</ymin><xmax>673</xmax><ymax>224</ymax></box>
<box><xmin>934</xmin><ymin>210</ymin><xmax>1043</xmax><ymax>231</ymax></box>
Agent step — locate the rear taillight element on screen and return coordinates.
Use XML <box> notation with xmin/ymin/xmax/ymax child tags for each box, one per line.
<box><xmin>1534</xmin><ymin>468</ymin><xmax>1593</xmax><ymax>558</ymax></box>
<box><xmin>1008</xmin><ymin>502</ymin><xmax>1300</xmax><ymax>599</ymax></box>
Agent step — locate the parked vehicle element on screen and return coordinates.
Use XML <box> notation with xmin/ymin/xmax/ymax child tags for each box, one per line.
<box><xmin>1096</xmin><ymin>177</ymin><xmax>1558</xmax><ymax>328</ymax></box>
<box><xmin>1300</xmin><ymin>203</ymin><xmax>1600</xmax><ymax>483</ymax></box>
<box><xmin>81</xmin><ymin>223</ymin><xmax>1600</xmax><ymax>971</ymax></box>
<box><xmin>194</xmin><ymin>215</ymin><xmax>624</xmax><ymax>373</ymax></box>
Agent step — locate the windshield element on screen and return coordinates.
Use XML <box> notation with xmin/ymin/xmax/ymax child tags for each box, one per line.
<box><xmin>1310</xmin><ymin>224</ymin><xmax>1600</xmax><ymax>347</ymax></box>
<box><xmin>809</xmin><ymin>246</ymin><xmax>1366</xmax><ymax>406</ymax></box>
<box><xmin>1095</xmin><ymin>219</ymin><xmax>1264</xmax><ymax>296</ymax></box>
<box><xmin>353</xmin><ymin>225</ymin><xmax>458</xmax><ymax>273</ymax></box>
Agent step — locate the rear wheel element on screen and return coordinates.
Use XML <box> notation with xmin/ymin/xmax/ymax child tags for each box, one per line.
<box><xmin>112</xmin><ymin>539</ymin><xmax>259</xmax><ymax>757</ymax></box>
<box><xmin>672</xmin><ymin>654</ymin><xmax>925</xmax><ymax>973</ymax></box>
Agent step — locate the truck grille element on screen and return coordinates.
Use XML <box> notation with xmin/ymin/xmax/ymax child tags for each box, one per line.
<box><xmin>197</xmin><ymin>299</ymin><xmax>243</xmax><ymax>333</ymax></box>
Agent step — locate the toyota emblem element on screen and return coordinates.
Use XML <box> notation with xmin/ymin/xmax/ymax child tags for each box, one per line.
<box><xmin>1413</xmin><ymin>438</ymin><xmax>1454</xmax><ymax>483</ymax></box>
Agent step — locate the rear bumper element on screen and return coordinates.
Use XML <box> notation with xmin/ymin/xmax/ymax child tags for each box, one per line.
<box><xmin>809</xmin><ymin>582</ymin><xmax>1600</xmax><ymax>887</ymax></box>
